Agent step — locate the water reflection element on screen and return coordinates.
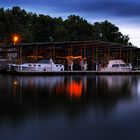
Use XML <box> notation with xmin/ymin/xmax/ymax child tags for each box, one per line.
<box><xmin>96</xmin><ymin>76</ymin><xmax>132</xmax><ymax>96</ymax></box>
<box><xmin>0</xmin><ymin>75</ymin><xmax>140</xmax><ymax>140</ymax></box>
<box><xmin>0</xmin><ymin>75</ymin><xmax>136</xmax><ymax>119</ymax></box>
<box><xmin>98</xmin><ymin>76</ymin><xmax>131</xmax><ymax>89</ymax></box>
<box><xmin>8</xmin><ymin>75</ymin><xmax>132</xmax><ymax>98</ymax></box>
<box><xmin>9</xmin><ymin>76</ymin><xmax>87</xmax><ymax>99</ymax></box>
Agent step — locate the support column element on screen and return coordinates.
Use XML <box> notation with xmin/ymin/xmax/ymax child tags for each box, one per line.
<box><xmin>53</xmin><ymin>43</ymin><xmax>55</xmax><ymax>60</ymax></box>
<box><xmin>120</xmin><ymin>48</ymin><xmax>122</xmax><ymax>60</ymax></box>
<box><xmin>130</xmin><ymin>49</ymin><xmax>132</xmax><ymax>64</ymax></box>
<box><xmin>96</xmin><ymin>47</ymin><xmax>98</xmax><ymax>71</ymax></box>
<box><xmin>20</xmin><ymin>45</ymin><xmax>22</xmax><ymax>71</ymax></box>
<box><xmin>35</xmin><ymin>44</ymin><xmax>38</xmax><ymax>63</ymax></box>
<box><xmin>127</xmin><ymin>50</ymin><xmax>129</xmax><ymax>63</ymax></box>
<box><xmin>92</xmin><ymin>47</ymin><xmax>94</xmax><ymax>70</ymax></box>
<box><xmin>107</xmin><ymin>47</ymin><xmax>110</xmax><ymax>62</ymax></box>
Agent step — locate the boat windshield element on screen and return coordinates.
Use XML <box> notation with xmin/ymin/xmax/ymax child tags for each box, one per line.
<box><xmin>38</xmin><ymin>59</ymin><xmax>50</xmax><ymax>64</ymax></box>
<box><xmin>112</xmin><ymin>64</ymin><xmax>119</xmax><ymax>67</ymax></box>
<box><xmin>112</xmin><ymin>64</ymin><xmax>129</xmax><ymax>68</ymax></box>
<box><xmin>120</xmin><ymin>64</ymin><xmax>128</xmax><ymax>67</ymax></box>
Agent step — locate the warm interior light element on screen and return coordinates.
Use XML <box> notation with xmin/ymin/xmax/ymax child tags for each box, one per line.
<box><xmin>65</xmin><ymin>56</ymin><xmax>82</xmax><ymax>59</ymax></box>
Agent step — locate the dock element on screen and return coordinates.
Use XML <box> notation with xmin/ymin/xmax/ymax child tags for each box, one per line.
<box><xmin>2</xmin><ymin>70</ymin><xmax>140</xmax><ymax>75</ymax></box>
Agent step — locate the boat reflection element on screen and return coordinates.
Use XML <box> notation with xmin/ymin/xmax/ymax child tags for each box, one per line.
<box><xmin>93</xmin><ymin>76</ymin><xmax>133</xmax><ymax>102</ymax></box>
<box><xmin>0</xmin><ymin>75</ymin><xmax>135</xmax><ymax>121</ymax></box>
<box><xmin>8</xmin><ymin>75</ymin><xmax>133</xmax><ymax>100</ymax></box>
<box><xmin>98</xmin><ymin>76</ymin><xmax>131</xmax><ymax>89</ymax></box>
<box><xmin>10</xmin><ymin>76</ymin><xmax>87</xmax><ymax>99</ymax></box>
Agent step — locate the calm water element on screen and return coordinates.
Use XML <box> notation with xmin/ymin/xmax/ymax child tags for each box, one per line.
<box><xmin>0</xmin><ymin>74</ymin><xmax>140</xmax><ymax>140</ymax></box>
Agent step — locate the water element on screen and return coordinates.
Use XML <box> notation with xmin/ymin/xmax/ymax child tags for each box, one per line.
<box><xmin>0</xmin><ymin>74</ymin><xmax>140</xmax><ymax>140</ymax></box>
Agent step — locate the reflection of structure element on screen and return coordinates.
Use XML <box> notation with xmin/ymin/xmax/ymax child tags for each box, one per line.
<box><xmin>99</xmin><ymin>76</ymin><xmax>131</xmax><ymax>89</ymax></box>
<box><xmin>133</xmin><ymin>78</ymin><xmax>140</xmax><ymax>97</ymax></box>
<box><xmin>0</xmin><ymin>75</ymin><xmax>135</xmax><ymax>121</ymax></box>
<box><xmin>10</xmin><ymin>76</ymin><xmax>64</xmax><ymax>95</ymax></box>
<box><xmin>9</xmin><ymin>76</ymin><xmax>87</xmax><ymax>99</ymax></box>
<box><xmin>53</xmin><ymin>76</ymin><xmax>87</xmax><ymax>98</ymax></box>
<box><xmin>67</xmin><ymin>80</ymin><xmax>82</xmax><ymax>98</ymax></box>
<box><xmin>27</xmin><ymin>77</ymin><xmax>63</xmax><ymax>88</ymax></box>
<box><xmin>66</xmin><ymin>77</ymin><xmax>87</xmax><ymax>98</ymax></box>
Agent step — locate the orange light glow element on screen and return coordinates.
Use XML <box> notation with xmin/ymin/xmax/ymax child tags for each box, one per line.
<box><xmin>55</xmin><ymin>79</ymin><xmax>87</xmax><ymax>99</ymax></box>
<box><xmin>14</xmin><ymin>36</ymin><xmax>18</xmax><ymax>41</ymax></box>
<box><xmin>13</xmin><ymin>36</ymin><xmax>18</xmax><ymax>45</ymax></box>
<box><xmin>67</xmin><ymin>80</ymin><xmax>83</xmax><ymax>98</ymax></box>
<box><xmin>12</xmin><ymin>34</ymin><xmax>21</xmax><ymax>45</ymax></box>
<box><xmin>65</xmin><ymin>56</ymin><xmax>82</xmax><ymax>59</ymax></box>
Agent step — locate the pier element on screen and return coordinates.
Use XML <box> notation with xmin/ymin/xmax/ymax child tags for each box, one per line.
<box><xmin>0</xmin><ymin>40</ymin><xmax>140</xmax><ymax>73</ymax></box>
<box><xmin>3</xmin><ymin>70</ymin><xmax>140</xmax><ymax>76</ymax></box>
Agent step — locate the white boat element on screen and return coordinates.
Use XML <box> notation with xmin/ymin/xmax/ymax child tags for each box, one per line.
<box><xmin>9</xmin><ymin>59</ymin><xmax>64</xmax><ymax>72</ymax></box>
<box><xmin>100</xmin><ymin>60</ymin><xmax>132</xmax><ymax>72</ymax></box>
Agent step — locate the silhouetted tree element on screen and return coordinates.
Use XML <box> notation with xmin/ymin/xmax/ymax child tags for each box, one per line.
<box><xmin>93</xmin><ymin>20</ymin><xmax>130</xmax><ymax>45</ymax></box>
<box><xmin>0</xmin><ymin>7</ymin><xmax>134</xmax><ymax>46</ymax></box>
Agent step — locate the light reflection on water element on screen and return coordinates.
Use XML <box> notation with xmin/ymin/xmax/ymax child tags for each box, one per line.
<box><xmin>0</xmin><ymin>75</ymin><xmax>140</xmax><ymax>140</ymax></box>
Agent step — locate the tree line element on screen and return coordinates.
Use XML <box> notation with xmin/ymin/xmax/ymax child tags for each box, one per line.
<box><xmin>0</xmin><ymin>6</ymin><xmax>134</xmax><ymax>46</ymax></box>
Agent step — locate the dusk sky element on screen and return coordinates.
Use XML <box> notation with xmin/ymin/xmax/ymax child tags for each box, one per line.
<box><xmin>0</xmin><ymin>0</ymin><xmax>140</xmax><ymax>47</ymax></box>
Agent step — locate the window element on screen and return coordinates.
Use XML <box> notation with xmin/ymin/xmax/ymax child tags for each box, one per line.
<box><xmin>38</xmin><ymin>59</ymin><xmax>50</xmax><ymax>64</ymax></box>
<box><xmin>112</xmin><ymin>64</ymin><xmax>119</xmax><ymax>67</ymax></box>
<box><xmin>120</xmin><ymin>64</ymin><xmax>127</xmax><ymax>67</ymax></box>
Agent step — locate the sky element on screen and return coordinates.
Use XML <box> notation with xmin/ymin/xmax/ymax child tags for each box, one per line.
<box><xmin>0</xmin><ymin>0</ymin><xmax>140</xmax><ymax>47</ymax></box>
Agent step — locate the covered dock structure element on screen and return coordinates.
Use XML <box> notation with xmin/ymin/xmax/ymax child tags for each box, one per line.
<box><xmin>0</xmin><ymin>40</ymin><xmax>140</xmax><ymax>71</ymax></box>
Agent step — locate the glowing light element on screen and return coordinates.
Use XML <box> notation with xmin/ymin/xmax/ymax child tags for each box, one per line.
<box><xmin>56</xmin><ymin>79</ymin><xmax>87</xmax><ymax>99</ymax></box>
<box><xmin>67</xmin><ymin>80</ymin><xmax>83</xmax><ymax>98</ymax></box>
<box><xmin>13</xmin><ymin>36</ymin><xmax>18</xmax><ymax>45</ymax></box>
<box><xmin>13</xmin><ymin>80</ymin><xmax>18</xmax><ymax>86</ymax></box>
<box><xmin>12</xmin><ymin>34</ymin><xmax>21</xmax><ymax>45</ymax></box>
<box><xmin>65</xmin><ymin>56</ymin><xmax>82</xmax><ymax>59</ymax></box>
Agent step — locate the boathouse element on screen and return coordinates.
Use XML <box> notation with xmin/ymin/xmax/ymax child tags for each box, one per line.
<box><xmin>0</xmin><ymin>40</ymin><xmax>140</xmax><ymax>71</ymax></box>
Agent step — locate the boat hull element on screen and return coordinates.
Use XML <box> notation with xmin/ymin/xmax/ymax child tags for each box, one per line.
<box><xmin>9</xmin><ymin>63</ymin><xmax>64</xmax><ymax>72</ymax></box>
<box><xmin>100</xmin><ymin>60</ymin><xmax>131</xmax><ymax>72</ymax></box>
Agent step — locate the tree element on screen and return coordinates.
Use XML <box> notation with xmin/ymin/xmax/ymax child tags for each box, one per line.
<box><xmin>93</xmin><ymin>20</ymin><xmax>130</xmax><ymax>45</ymax></box>
<box><xmin>32</xmin><ymin>14</ymin><xmax>55</xmax><ymax>42</ymax></box>
<box><xmin>0</xmin><ymin>7</ymin><xmax>134</xmax><ymax>46</ymax></box>
<box><xmin>64</xmin><ymin>15</ymin><xmax>93</xmax><ymax>41</ymax></box>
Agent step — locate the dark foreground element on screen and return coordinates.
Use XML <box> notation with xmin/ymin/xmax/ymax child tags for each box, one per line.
<box><xmin>0</xmin><ymin>74</ymin><xmax>140</xmax><ymax>140</ymax></box>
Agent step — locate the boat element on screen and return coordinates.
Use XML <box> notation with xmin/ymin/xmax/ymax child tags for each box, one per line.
<box><xmin>100</xmin><ymin>60</ymin><xmax>132</xmax><ymax>72</ymax></box>
<box><xmin>9</xmin><ymin>59</ymin><xmax>64</xmax><ymax>72</ymax></box>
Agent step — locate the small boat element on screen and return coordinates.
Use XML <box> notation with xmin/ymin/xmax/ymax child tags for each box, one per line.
<box><xmin>9</xmin><ymin>59</ymin><xmax>64</xmax><ymax>72</ymax></box>
<box><xmin>100</xmin><ymin>60</ymin><xmax>132</xmax><ymax>72</ymax></box>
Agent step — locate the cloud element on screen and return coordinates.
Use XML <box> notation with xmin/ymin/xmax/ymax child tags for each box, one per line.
<box><xmin>47</xmin><ymin>0</ymin><xmax>140</xmax><ymax>18</ymax></box>
<box><xmin>0</xmin><ymin>0</ymin><xmax>140</xmax><ymax>46</ymax></box>
<box><xmin>1</xmin><ymin>0</ymin><xmax>140</xmax><ymax>18</ymax></box>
